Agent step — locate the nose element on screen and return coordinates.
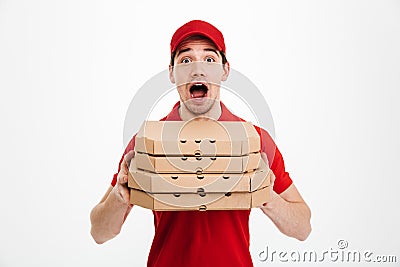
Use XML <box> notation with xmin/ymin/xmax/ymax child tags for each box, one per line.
<box><xmin>190</xmin><ymin>61</ymin><xmax>206</xmax><ymax>78</ymax></box>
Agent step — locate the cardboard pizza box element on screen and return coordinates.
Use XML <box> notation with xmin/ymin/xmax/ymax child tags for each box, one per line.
<box><xmin>251</xmin><ymin>186</ymin><xmax>271</xmax><ymax>208</ymax></box>
<box><xmin>130</xmin><ymin>186</ymin><xmax>270</xmax><ymax>211</ymax></box>
<box><xmin>128</xmin><ymin>159</ymin><xmax>271</xmax><ymax>193</ymax></box>
<box><xmin>134</xmin><ymin>119</ymin><xmax>260</xmax><ymax>156</ymax></box>
<box><xmin>134</xmin><ymin>152</ymin><xmax>261</xmax><ymax>174</ymax></box>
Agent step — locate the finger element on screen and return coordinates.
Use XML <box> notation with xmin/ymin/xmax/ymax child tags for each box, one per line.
<box><xmin>261</xmin><ymin>152</ymin><xmax>269</xmax><ymax>166</ymax></box>
<box><xmin>114</xmin><ymin>182</ymin><xmax>130</xmax><ymax>203</ymax></box>
<box><xmin>119</xmin><ymin>185</ymin><xmax>131</xmax><ymax>204</ymax></box>
<box><xmin>120</xmin><ymin>157</ymin><xmax>129</xmax><ymax>174</ymax></box>
<box><xmin>124</xmin><ymin>150</ymin><xmax>135</xmax><ymax>169</ymax></box>
<box><xmin>117</xmin><ymin>164</ymin><xmax>129</xmax><ymax>184</ymax></box>
<box><xmin>113</xmin><ymin>184</ymin><xmax>130</xmax><ymax>205</ymax></box>
<box><xmin>119</xmin><ymin>159</ymin><xmax>128</xmax><ymax>174</ymax></box>
<box><xmin>117</xmin><ymin>172</ymin><xmax>126</xmax><ymax>185</ymax></box>
<box><xmin>269</xmin><ymin>171</ymin><xmax>276</xmax><ymax>186</ymax></box>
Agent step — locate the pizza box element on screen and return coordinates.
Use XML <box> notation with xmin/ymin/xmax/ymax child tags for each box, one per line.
<box><xmin>130</xmin><ymin>186</ymin><xmax>270</xmax><ymax>211</ymax></box>
<box><xmin>134</xmin><ymin>152</ymin><xmax>260</xmax><ymax>174</ymax></box>
<box><xmin>128</xmin><ymin>158</ymin><xmax>271</xmax><ymax>193</ymax></box>
<box><xmin>134</xmin><ymin>119</ymin><xmax>260</xmax><ymax>156</ymax></box>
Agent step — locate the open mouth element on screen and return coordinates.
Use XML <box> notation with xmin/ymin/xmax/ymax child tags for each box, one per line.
<box><xmin>189</xmin><ymin>83</ymin><xmax>208</xmax><ymax>98</ymax></box>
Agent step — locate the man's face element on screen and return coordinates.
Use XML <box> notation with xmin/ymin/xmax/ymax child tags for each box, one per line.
<box><xmin>169</xmin><ymin>37</ymin><xmax>230</xmax><ymax>115</ymax></box>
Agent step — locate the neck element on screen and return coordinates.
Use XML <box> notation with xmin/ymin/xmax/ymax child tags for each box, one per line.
<box><xmin>179</xmin><ymin>101</ymin><xmax>222</xmax><ymax>121</ymax></box>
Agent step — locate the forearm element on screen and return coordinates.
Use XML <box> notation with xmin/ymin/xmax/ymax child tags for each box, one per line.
<box><xmin>261</xmin><ymin>191</ymin><xmax>311</xmax><ymax>241</ymax></box>
<box><xmin>90</xmin><ymin>188</ymin><xmax>132</xmax><ymax>244</ymax></box>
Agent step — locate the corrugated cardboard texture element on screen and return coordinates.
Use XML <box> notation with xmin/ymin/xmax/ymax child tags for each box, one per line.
<box><xmin>134</xmin><ymin>152</ymin><xmax>261</xmax><ymax>173</ymax></box>
<box><xmin>134</xmin><ymin>120</ymin><xmax>260</xmax><ymax>156</ymax></box>
<box><xmin>130</xmin><ymin>186</ymin><xmax>270</xmax><ymax>211</ymax></box>
<box><xmin>128</xmin><ymin>159</ymin><xmax>271</xmax><ymax>193</ymax></box>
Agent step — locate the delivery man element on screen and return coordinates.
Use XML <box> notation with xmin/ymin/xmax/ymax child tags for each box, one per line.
<box><xmin>90</xmin><ymin>20</ymin><xmax>311</xmax><ymax>266</ymax></box>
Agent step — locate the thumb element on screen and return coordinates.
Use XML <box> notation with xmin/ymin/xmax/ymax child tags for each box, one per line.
<box><xmin>269</xmin><ymin>170</ymin><xmax>276</xmax><ymax>186</ymax></box>
<box><xmin>121</xmin><ymin>150</ymin><xmax>135</xmax><ymax>172</ymax></box>
<box><xmin>261</xmin><ymin>152</ymin><xmax>268</xmax><ymax>164</ymax></box>
<box><xmin>124</xmin><ymin>150</ymin><xmax>135</xmax><ymax>169</ymax></box>
<box><xmin>261</xmin><ymin>152</ymin><xmax>269</xmax><ymax>167</ymax></box>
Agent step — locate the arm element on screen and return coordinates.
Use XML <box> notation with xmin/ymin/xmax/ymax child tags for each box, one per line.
<box><xmin>90</xmin><ymin>151</ymin><xmax>134</xmax><ymax>244</ymax></box>
<box><xmin>261</xmin><ymin>183</ymin><xmax>312</xmax><ymax>241</ymax></box>
<box><xmin>255</xmin><ymin>129</ymin><xmax>312</xmax><ymax>241</ymax></box>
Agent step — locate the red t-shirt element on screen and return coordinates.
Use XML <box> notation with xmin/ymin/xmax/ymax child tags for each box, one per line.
<box><xmin>111</xmin><ymin>102</ymin><xmax>292</xmax><ymax>266</ymax></box>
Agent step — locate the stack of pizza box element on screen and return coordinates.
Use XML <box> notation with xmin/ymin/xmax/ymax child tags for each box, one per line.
<box><xmin>128</xmin><ymin>119</ymin><xmax>273</xmax><ymax>211</ymax></box>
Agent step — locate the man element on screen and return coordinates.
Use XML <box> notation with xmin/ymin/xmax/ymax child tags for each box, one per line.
<box><xmin>90</xmin><ymin>20</ymin><xmax>311</xmax><ymax>266</ymax></box>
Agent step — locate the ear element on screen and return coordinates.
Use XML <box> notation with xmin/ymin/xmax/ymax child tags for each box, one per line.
<box><xmin>221</xmin><ymin>61</ymin><xmax>230</xmax><ymax>81</ymax></box>
<box><xmin>169</xmin><ymin>64</ymin><xmax>175</xmax><ymax>84</ymax></box>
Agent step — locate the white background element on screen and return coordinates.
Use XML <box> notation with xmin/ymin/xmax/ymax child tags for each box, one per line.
<box><xmin>1</xmin><ymin>0</ymin><xmax>399</xmax><ymax>266</ymax></box>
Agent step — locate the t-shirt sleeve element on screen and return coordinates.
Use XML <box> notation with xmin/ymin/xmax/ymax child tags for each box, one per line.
<box><xmin>255</xmin><ymin>126</ymin><xmax>293</xmax><ymax>194</ymax></box>
<box><xmin>111</xmin><ymin>135</ymin><xmax>136</xmax><ymax>187</ymax></box>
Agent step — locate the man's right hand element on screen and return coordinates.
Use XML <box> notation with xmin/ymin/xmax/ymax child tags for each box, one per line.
<box><xmin>90</xmin><ymin>150</ymin><xmax>135</xmax><ymax>244</ymax></box>
<box><xmin>113</xmin><ymin>150</ymin><xmax>135</xmax><ymax>206</ymax></box>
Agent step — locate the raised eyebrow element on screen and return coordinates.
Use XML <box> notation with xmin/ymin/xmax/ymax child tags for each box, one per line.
<box><xmin>204</xmin><ymin>48</ymin><xmax>219</xmax><ymax>56</ymax></box>
<box><xmin>176</xmin><ymin>48</ymin><xmax>218</xmax><ymax>58</ymax></box>
<box><xmin>175</xmin><ymin>48</ymin><xmax>191</xmax><ymax>59</ymax></box>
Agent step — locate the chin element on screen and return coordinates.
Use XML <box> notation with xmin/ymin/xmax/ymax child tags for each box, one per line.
<box><xmin>184</xmin><ymin>98</ymin><xmax>217</xmax><ymax>115</ymax></box>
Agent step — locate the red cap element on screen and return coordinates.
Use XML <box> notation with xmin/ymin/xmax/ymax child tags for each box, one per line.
<box><xmin>170</xmin><ymin>20</ymin><xmax>226</xmax><ymax>54</ymax></box>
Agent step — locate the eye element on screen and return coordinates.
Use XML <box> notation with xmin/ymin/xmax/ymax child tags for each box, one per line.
<box><xmin>181</xmin><ymin>58</ymin><xmax>191</xmax><ymax>64</ymax></box>
<box><xmin>205</xmin><ymin>57</ymin><xmax>215</xmax><ymax>63</ymax></box>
